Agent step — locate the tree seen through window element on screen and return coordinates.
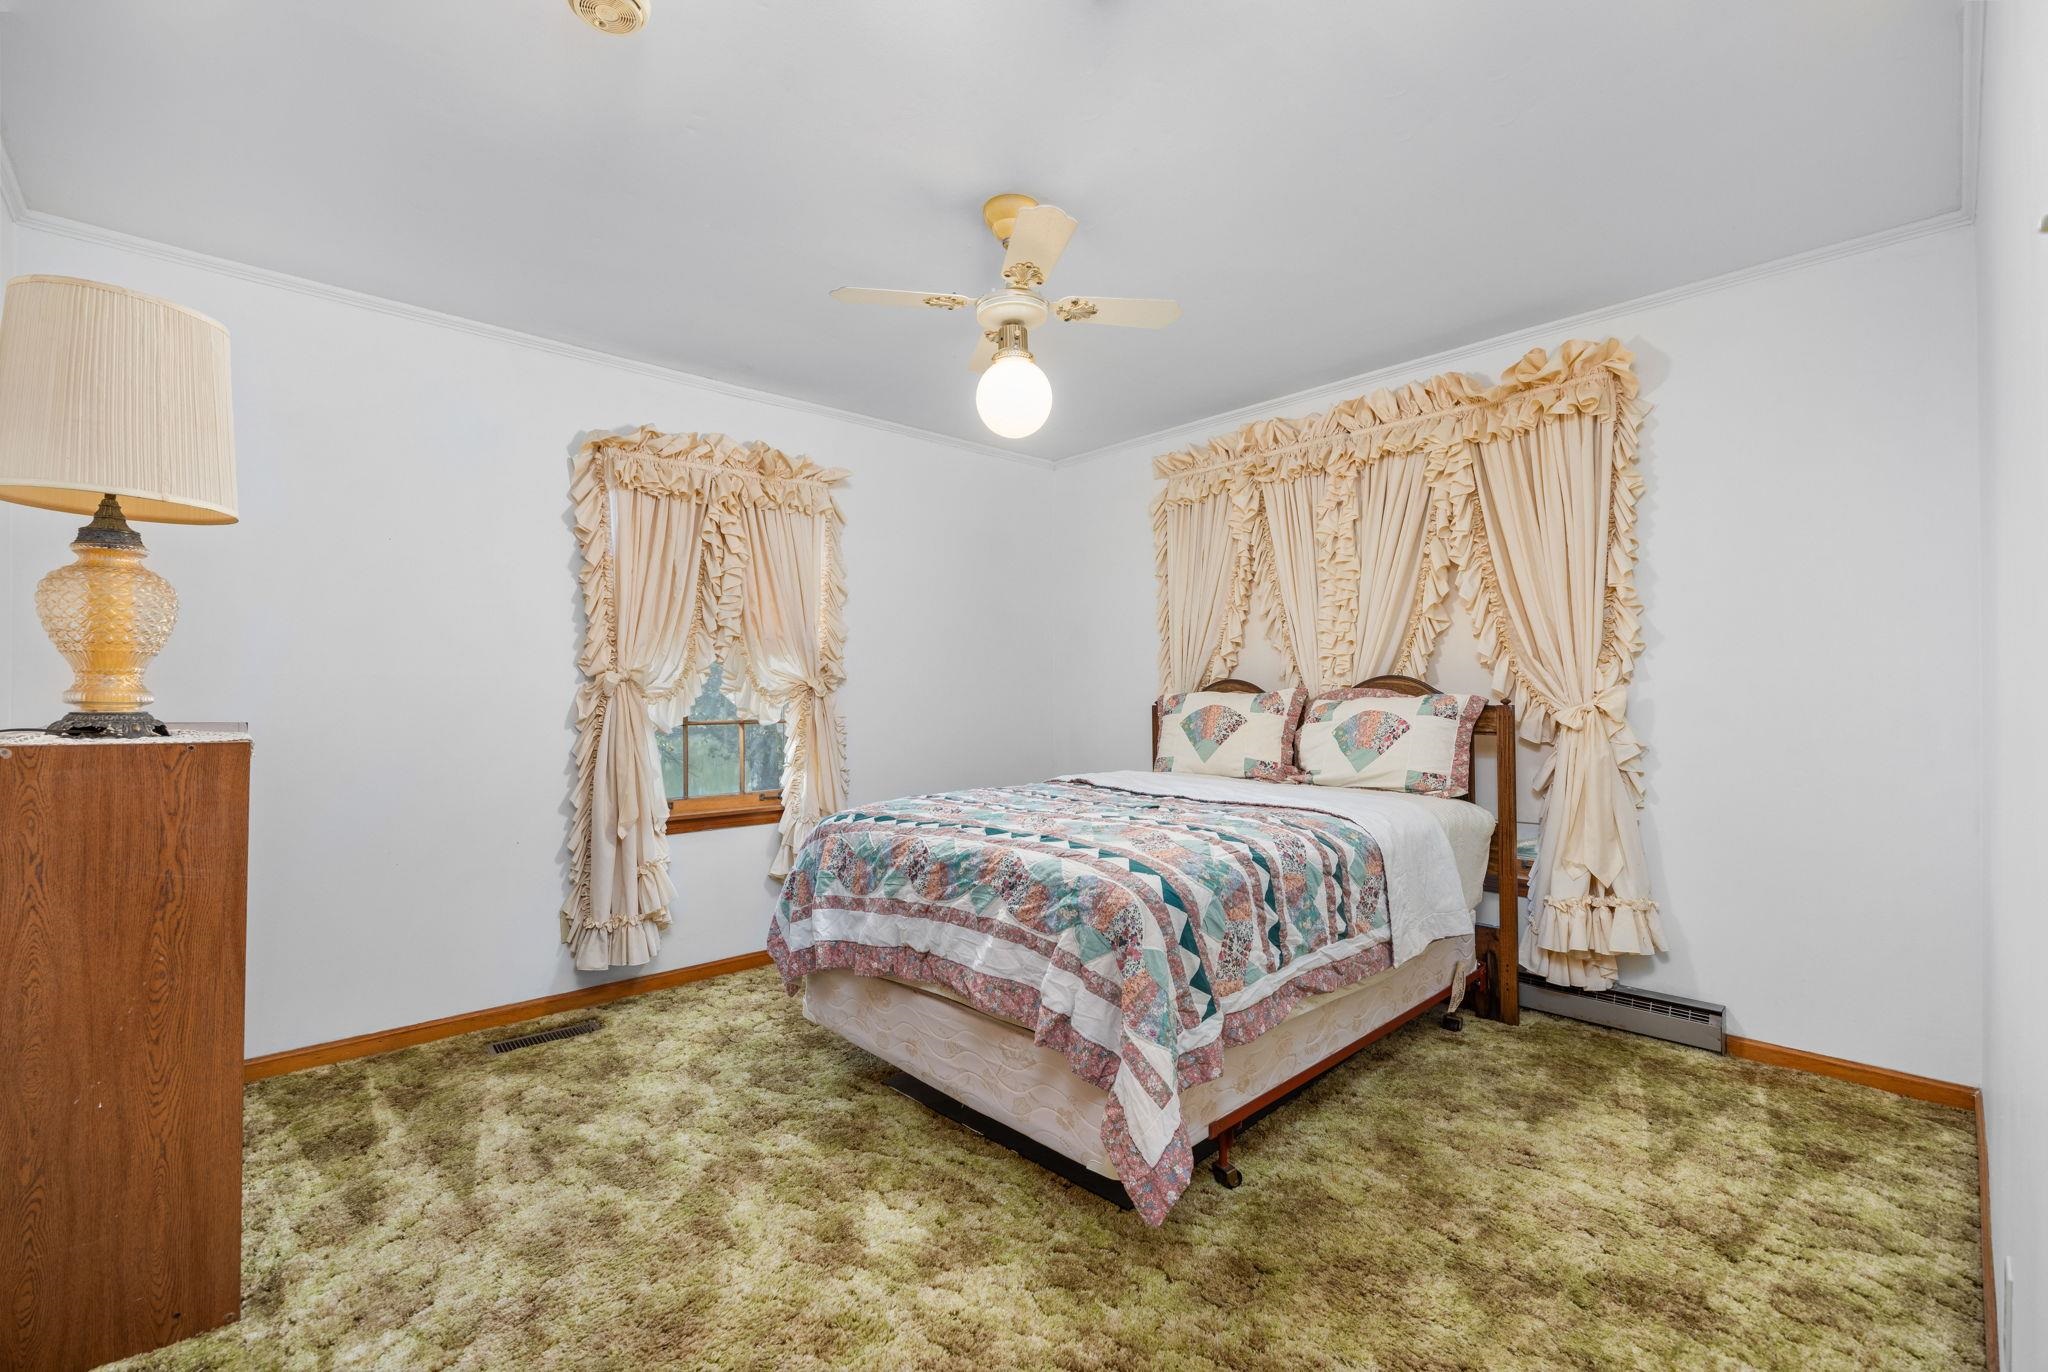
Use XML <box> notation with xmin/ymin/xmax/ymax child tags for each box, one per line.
<box><xmin>657</xmin><ymin>662</ymin><xmax>786</xmax><ymax>802</ymax></box>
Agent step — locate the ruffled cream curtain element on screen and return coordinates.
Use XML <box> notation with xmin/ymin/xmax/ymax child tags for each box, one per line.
<box><xmin>1258</xmin><ymin>473</ymin><xmax>1330</xmax><ymax>689</ymax></box>
<box><xmin>1443</xmin><ymin>347</ymin><xmax>1659</xmax><ymax>988</ymax></box>
<box><xmin>1322</xmin><ymin>450</ymin><xmax>1436</xmax><ymax>681</ymax></box>
<box><xmin>1252</xmin><ymin>452</ymin><xmax>1432</xmax><ymax>691</ymax></box>
<box><xmin>565</xmin><ymin>428</ymin><xmax>850</xmax><ymax>970</ymax></box>
<box><xmin>564</xmin><ymin>452</ymin><xmax>717</xmax><ymax>971</ymax></box>
<box><xmin>1154</xmin><ymin>380</ymin><xmax>1482</xmax><ymax>693</ymax></box>
<box><xmin>1154</xmin><ymin>478</ymin><xmax>1258</xmax><ymax>693</ymax></box>
<box><xmin>1150</xmin><ymin>339</ymin><xmax>1662</xmax><ymax>990</ymax></box>
<box><xmin>712</xmin><ymin>490</ymin><xmax>851</xmax><ymax>877</ymax></box>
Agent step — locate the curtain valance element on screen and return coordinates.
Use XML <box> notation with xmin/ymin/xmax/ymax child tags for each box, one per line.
<box><xmin>1153</xmin><ymin>339</ymin><xmax>1634</xmax><ymax>499</ymax></box>
<box><xmin>604</xmin><ymin>430</ymin><xmax>850</xmax><ymax>512</ymax></box>
<box><xmin>1150</xmin><ymin>339</ymin><xmax>1660</xmax><ymax>991</ymax></box>
<box><xmin>564</xmin><ymin>427</ymin><xmax>851</xmax><ymax>971</ymax></box>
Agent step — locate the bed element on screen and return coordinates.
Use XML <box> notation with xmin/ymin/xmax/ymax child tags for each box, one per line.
<box><xmin>768</xmin><ymin>675</ymin><xmax>1520</xmax><ymax>1223</ymax></box>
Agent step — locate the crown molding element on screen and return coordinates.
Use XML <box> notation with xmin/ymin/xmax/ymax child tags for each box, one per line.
<box><xmin>5</xmin><ymin>208</ymin><xmax>1054</xmax><ymax>471</ymax></box>
<box><xmin>1055</xmin><ymin>208</ymin><xmax>1977</xmax><ymax>470</ymax></box>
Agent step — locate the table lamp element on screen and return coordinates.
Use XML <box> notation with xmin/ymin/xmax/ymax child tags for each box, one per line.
<box><xmin>0</xmin><ymin>276</ymin><xmax>237</xmax><ymax>737</ymax></box>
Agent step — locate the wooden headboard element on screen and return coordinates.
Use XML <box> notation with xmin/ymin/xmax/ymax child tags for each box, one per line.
<box><xmin>1149</xmin><ymin>675</ymin><xmax>1519</xmax><ymax>1023</ymax></box>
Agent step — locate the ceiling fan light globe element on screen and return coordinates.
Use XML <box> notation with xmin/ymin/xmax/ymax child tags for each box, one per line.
<box><xmin>975</xmin><ymin>355</ymin><xmax>1052</xmax><ymax>439</ymax></box>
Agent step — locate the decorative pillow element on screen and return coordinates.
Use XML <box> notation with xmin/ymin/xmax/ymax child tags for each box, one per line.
<box><xmin>1296</xmin><ymin>689</ymin><xmax>1487</xmax><ymax>797</ymax></box>
<box><xmin>1154</xmin><ymin>688</ymin><xmax>1307</xmax><ymax>782</ymax></box>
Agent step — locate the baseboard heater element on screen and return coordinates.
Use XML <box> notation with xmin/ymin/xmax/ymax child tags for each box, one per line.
<box><xmin>1517</xmin><ymin>978</ymin><xmax>1725</xmax><ymax>1053</ymax></box>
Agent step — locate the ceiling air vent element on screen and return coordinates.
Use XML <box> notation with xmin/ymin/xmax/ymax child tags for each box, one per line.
<box><xmin>1518</xmin><ymin>979</ymin><xmax>1725</xmax><ymax>1053</ymax></box>
<box><xmin>567</xmin><ymin>0</ymin><xmax>648</xmax><ymax>35</ymax></box>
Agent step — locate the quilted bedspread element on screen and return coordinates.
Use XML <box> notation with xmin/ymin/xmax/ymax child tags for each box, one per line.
<box><xmin>767</xmin><ymin>775</ymin><xmax>1469</xmax><ymax>1224</ymax></box>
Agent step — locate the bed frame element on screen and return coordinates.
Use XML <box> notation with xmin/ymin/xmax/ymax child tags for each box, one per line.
<box><xmin>1146</xmin><ymin>675</ymin><xmax>1520</xmax><ymax>1188</ymax></box>
<box><xmin>888</xmin><ymin>674</ymin><xmax>1522</xmax><ymax>1206</ymax></box>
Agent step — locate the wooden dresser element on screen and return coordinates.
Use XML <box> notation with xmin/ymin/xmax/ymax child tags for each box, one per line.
<box><xmin>0</xmin><ymin>732</ymin><xmax>250</xmax><ymax>1371</ymax></box>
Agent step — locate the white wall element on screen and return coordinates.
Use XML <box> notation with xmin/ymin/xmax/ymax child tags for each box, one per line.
<box><xmin>1049</xmin><ymin>225</ymin><xmax>1987</xmax><ymax>1086</ymax></box>
<box><xmin>0</xmin><ymin>198</ymin><xmax>1995</xmax><ymax>1099</ymax></box>
<box><xmin>0</xmin><ymin>222</ymin><xmax>1059</xmax><ymax>1058</ymax></box>
<box><xmin>1976</xmin><ymin>2</ymin><xmax>2045</xmax><ymax>1362</ymax></box>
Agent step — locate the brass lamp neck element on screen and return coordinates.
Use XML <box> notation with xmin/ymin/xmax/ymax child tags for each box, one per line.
<box><xmin>75</xmin><ymin>492</ymin><xmax>144</xmax><ymax>550</ymax></box>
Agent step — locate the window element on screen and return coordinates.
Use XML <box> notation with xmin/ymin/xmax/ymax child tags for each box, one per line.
<box><xmin>657</xmin><ymin>662</ymin><xmax>787</xmax><ymax>833</ymax></box>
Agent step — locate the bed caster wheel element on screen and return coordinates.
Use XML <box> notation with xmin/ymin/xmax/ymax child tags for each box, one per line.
<box><xmin>1439</xmin><ymin>1012</ymin><xmax>1463</xmax><ymax>1032</ymax></box>
<box><xmin>1212</xmin><ymin>1161</ymin><xmax>1243</xmax><ymax>1189</ymax></box>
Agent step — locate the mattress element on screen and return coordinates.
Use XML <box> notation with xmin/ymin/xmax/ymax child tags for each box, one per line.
<box><xmin>773</xmin><ymin>773</ymin><xmax>1487</xmax><ymax>1221</ymax></box>
<box><xmin>1402</xmin><ymin>792</ymin><xmax>1496</xmax><ymax>909</ymax></box>
<box><xmin>871</xmin><ymin>786</ymin><xmax>1489</xmax><ymax>1026</ymax></box>
<box><xmin>807</xmin><ymin>933</ymin><xmax>1475</xmax><ymax>1179</ymax></box>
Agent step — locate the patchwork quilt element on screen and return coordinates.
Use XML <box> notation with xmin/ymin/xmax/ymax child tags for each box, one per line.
<box><xmin>767</xmin><ymin>774</ymin><xmax>1467</xmax><ymax>1224</ymax></box>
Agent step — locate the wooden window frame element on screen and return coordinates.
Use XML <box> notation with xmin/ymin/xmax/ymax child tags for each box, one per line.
<box><xmin>665</xmin><ymin>714</ymin><xmax>784</xmax><ymax>834</ymax></box>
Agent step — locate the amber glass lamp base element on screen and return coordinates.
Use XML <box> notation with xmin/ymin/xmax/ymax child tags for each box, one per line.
<box><xmin>33</xmin><ymin>494</ymin><xmax>178</xmax><ymax>737</ymax></box>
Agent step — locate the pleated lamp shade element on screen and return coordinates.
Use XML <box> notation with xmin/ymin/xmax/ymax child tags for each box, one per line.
<box><xmin>0</xmin><ymin>275</ymin><xmax>236</xmax><ymax>524</ymax></box>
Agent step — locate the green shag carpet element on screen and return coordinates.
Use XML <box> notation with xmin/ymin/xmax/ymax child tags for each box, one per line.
<box><xmin>110</xmin><ymin>969</ymin><xmax>1982</xmax><ymax>1371</ymax></box>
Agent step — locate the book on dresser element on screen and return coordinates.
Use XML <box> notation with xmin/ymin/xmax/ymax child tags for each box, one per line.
<box><xmin>0</xmin><ymin>731</ymin><xmax>251</xmax><ymax>1372</ymax></box>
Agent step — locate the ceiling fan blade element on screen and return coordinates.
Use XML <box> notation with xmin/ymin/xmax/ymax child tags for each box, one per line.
<box><xmin>1053</xmin><ymin>295</ymin><xmax>1181</xmax><ymax>328</ymax></box>
<box><xmin>830</xmin><ymin>287</ymin><xmax>976</xmax><ymax>311</ymax></box>
<box><xmin>968</xmin><ymin>329</ymin><xmax>998</xmax><ymax>373</ymax></box>
<box><xmin>1001</xmin><ymin>205</ymin><xmax>1078</xmax><ymax>289</ymax></box>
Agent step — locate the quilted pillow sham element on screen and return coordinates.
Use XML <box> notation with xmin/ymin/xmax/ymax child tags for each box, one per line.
<box><xmin>1154</xmin><ymin>688</ymin><xmax>1307</xmax><ymax>782</ymax></box>
<box><xmin>1296</xmin><ymin>689</ymin><xmax>1487</xmax><ymax>797</ymax></box>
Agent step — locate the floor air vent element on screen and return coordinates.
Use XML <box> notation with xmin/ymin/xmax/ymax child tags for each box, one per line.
<box><xmin>1518</xmin><ymin>980</ymin><xmax>1725</xmax><ymax>1052</ymax></box>
<box><xmin>489</xmin><ymin>1018</ymin><xmax>602</xmax><ymax>1054</ymax></box>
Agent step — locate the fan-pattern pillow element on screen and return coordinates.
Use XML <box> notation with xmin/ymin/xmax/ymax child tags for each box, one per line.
<box><xmin>1154</xmin><ymin>688</ymin><xmax>1306</xmax><ymax>782</ymax></box>
<box><xmin>1296</xmin><ymin>688</ymin><xmax>1486</xmax><ymax>797</ymax></box>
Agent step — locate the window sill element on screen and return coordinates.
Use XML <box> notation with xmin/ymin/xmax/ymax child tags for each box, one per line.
<box><xmin>667</xmin><ymin>794</ymin><xmax>783</xmax><ymax>835</ymax></box>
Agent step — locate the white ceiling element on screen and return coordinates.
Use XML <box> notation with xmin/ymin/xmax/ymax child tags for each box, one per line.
<box><xmin>1</xmin><ymin>1</ymin><xmax>1972</xmax><ymax>461</ymax></box>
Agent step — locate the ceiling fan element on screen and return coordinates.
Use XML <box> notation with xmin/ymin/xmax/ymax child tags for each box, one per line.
<box><xmin>831</xmin><ymin>193</ymin><xmax>1181</xmax><ymax>439</ymax></box>
<box><xmin>566</xmin><ymin>0</ymin><xmax>649</xmax><ymax>34</ymax></box>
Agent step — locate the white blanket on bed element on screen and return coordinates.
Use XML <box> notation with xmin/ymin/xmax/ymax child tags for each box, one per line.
<box><xmin>1058</xmin><ymin>770</ymin><xmax>1475</xmax><ymax>967</ymax></box>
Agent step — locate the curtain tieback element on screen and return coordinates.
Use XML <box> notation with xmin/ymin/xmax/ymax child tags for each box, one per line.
<box><xmin>1554</xmin><ymin>685</ymin><xmax>1626</xmax><ymax>732</ymax></box>
<box><xmin>599</xmin><ymin>666</ymin><xmax>653</xmax><ymax>838</ymax></box>
<box><xmin>595</xmin><ymin>667</ymin><xmax>650</xmax><ymax>698</ymax></box>
<box><xmin>774</xmin><ymin>676</ymin><xmax>833</xmax><ymax>703</ymax></box>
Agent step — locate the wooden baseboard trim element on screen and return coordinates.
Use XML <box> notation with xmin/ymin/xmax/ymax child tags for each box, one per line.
<box><xmin>243</xmin><ymin>949</ymin><xmax>775</xmax><ymax>1082</ymax></box>
<box><xmin>1723</xmin><ymin>1035</ymin><xmax>1977</xmax><ymax>1110</ymax></box>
